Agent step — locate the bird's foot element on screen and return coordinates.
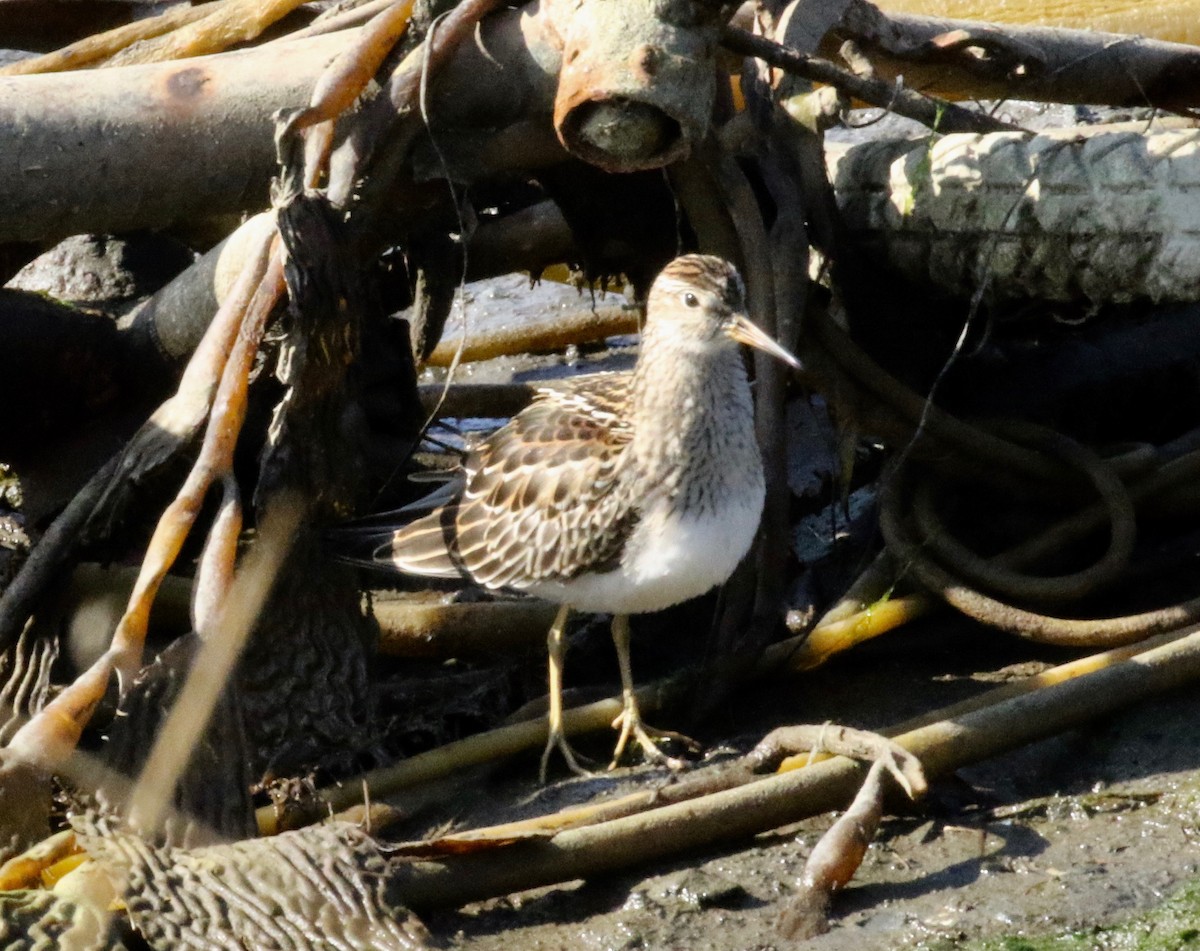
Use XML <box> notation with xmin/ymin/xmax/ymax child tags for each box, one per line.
<box><xmin>609</xmin><ymin>708</ymin><xmax>697</xmax><ymax>770</ymax></box>
<box><xmin>539</xmin><ymin>724</ymin><xmax>597</xmax><ymax>783</ymax></box>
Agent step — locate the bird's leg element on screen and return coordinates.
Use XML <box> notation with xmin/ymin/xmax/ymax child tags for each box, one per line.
<box><xmin>539</xmin><ymin>604</ymin><xmax>593</xmax><ymax>782</ymax></box>
<box><xmin>609</xmin><ymin>614</ymin><xmax>690</xmax><ymax>770</ymax></box>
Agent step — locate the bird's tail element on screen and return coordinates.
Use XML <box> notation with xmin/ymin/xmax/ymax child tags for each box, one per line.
<box><xmin>325</xmin><ymin>496</ymin><xmax>466</xmax><ymax>580</ymax></box>
<box><xmin>324</xmin><ymin>522</ymin><xmax>404</xmax><ymax>571</ymax></box>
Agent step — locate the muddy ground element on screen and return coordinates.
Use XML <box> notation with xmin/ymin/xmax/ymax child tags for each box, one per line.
<box><xmin>403</xmin><ymin>611</ymin><xmax>1200</xmax><ymax>950</ymax></box>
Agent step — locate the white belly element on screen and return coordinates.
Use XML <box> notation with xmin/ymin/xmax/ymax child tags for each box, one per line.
<box><xmin>526</xmin><ymin>492</ymin><xmax>764</xmax><ymax>615</ymax></box>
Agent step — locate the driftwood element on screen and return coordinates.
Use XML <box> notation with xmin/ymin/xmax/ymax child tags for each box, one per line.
<box><xmin>832</xmin><ymin>0</ymin><xmax>1200</xmax><ymax>111</ymax></box>
<box><xmin>0</xmin><ymin>32</ymin><xmax>354</xmax><ymax>244</ymax></box>
<box><xmin>383</xmin><ymin>625</ymin><xmax>1200</xmax><ymax>909</ymax></box>
<box><xmin>0</xmin><ymin>2</ymin><xmax>221</xmax><ymax>76</ymax></box>
<box><xmin>9</xmin><ymin>0</ymin><xmax>1200</xmax><ymax>945</ymax></box>
<box><xmin>13</xmin><ymin>0</ymin><xmax>1200</xmax><ymax>248</ymax></box>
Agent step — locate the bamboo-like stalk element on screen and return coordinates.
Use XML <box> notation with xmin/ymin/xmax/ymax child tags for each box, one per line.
<box><xmin>426</xmin><ymin>304</ymin><xmax>637</xmax><ymax>367</ymax></box>
<box><xmin>374</xmin><ymin>598</ymin><xmax>559</xmax><ymax>657</ymax></box>
<box><xmin>256</xmin><ymin>692</ymin><xmax>640</xmax><ymax>834</ymax></box>
<box><xmin>0</xmin><ymin>2</ymin><xmax>221</xmax><ymax>76</ymax></box>
<box><xmin>256</xmin><ymin>574</ymin><xmax>932</xmax><ymax>834</ymax></box>
<box><xmin>387</xmin><ymin>623</ymin><xmax>1200</xmax><ymax>908</ymax></box>
<box><xmin>104</xmin><ymin>0</ymin><xmax>312</xmax><ymax>66</ymax></box>
<box><xmin>767</xmin><ymin>594</ymin><xmax>932</xmax><ymax>672</ymax></box>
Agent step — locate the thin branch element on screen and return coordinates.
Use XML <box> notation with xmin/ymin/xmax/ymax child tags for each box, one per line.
<box><xmin>387</xmin><ymin>623</ymin><xmax>1200</xmax><ymax>908</ymax></box>
<box><xmin>834</xmin><ymin>0</ymin><xmax>1200</xmax><ymax>112</ymax></box>
<box><xmin>721</xmin><ymin>26</ymin><xmax>1018</xmax><ymax>134</ymax></box>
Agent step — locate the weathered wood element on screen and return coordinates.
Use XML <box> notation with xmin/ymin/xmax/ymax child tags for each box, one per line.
<box><xmin>0</xmin><ymin>32</ymin><xmax>352</xmax><ymax>243</ymax></box>
<box><xmin>834</xmin><ymin>0</ymin><xmax>1200</xmax><ymax>111</ymax></box>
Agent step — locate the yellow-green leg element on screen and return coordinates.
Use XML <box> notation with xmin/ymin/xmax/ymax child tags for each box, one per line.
<box><xmin>539</xmin><ymin>604</ymin><xmax>593</xmax><ymax>782</ymax></box>
<box><xmin>608</xmin><ymin>614</ymin><xmax>689</xmax><ymax>769</ymax></box>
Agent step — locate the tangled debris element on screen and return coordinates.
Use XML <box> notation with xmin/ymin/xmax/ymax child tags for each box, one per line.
<box><xmin>5</xmin><ymin>0</ymin><xmax>1200</xmax><ymax>947</ymax></box>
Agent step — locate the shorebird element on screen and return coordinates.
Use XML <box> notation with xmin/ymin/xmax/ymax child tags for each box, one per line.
<box><xmin>352</xmin><ymin>254</ymin><xmax>799</xmax><ymax>777</ymax></box>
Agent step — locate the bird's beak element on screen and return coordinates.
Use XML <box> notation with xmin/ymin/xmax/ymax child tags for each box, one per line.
<box><xmin>727</xmin><ymin>314</ymin><xmax>802</xmax><ymax>370</ymax></box>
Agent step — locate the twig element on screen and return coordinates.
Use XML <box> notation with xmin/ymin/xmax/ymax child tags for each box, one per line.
<box><xmin>255</xmin><ymin>587</ymin><xmax>920</xmax><ymax>834</ymax></box>
<box><xmin>386</xmin><ymin>622</ymin><xmax>1200</xmax><ymax>908</ymax></box>
<box><xmin>779</xmin><ymin>754</ymin><xmax>903</xmax><ymax>939</ymax></box>
<box><xmin>426</xmin><ymin>302</ymin><xmax>637</xmax><ymax>367</ymax></box>
<box><xmin>329</xmin><ymin>0</ymin><xmax>512</xmax><ymax>206</ymax></box>
<box><xmin>108</xmin><ymin>238</ymin><xmax>286</xmax><ymax>687</ymax></box>
<box><xmin>880</xmin><ymin>626</ymin><xmax>1190</xmax><ymax>739</ymax></box>
<box><xmin>279</xmin><ymin>0</ymin><xmax>419</xmax><ymax>187</ymax></box>
<box><xmin>834</xmin><ymin>0</ymin><xmax>1200</xmax><ymax>112</ymax></box>
<box><xmin>105</xmin><ymin>0</ymin><xmax>311</xmax><ymax>67</ymax></box>
<box><xmin>374</xmin><ymin>597</ymin><xmax>559</xmax><ymax>657</ymax></box>
<box><xmin>389</xmin><ymin>724</ymin><xmax>923</xmax><ymax>856</ymax></box>
<box><xmin>288</xmin><ymin>0</ymin><xmax>402</xmax><ymax>39</ymax></box>
<box><xmin>0</xmin><ymin>216</ymin><xmax>276</xmax><ymax>657</ymax></box>
<box><xmin>2</xmin><ymin>236</ymin><xmax>286</xmax><ymax>771</ymax></box>
<box><xmin>769</xmin><ymin>592</ymin><xmax>932</xmax><ymax>672</ymax></box>
<box><xmin>255</xmin><ymin>690</ymin><xmax>662</xmax><ymax>834</ymax></box>
<box><xmin>721</xmin><ymin>26</ymin><xmax>1018</xmax><ymax>135</ymax></box>
<box><xmin>0</xmin><ymin>2</ymin><xmax>220</xmax><ymax>76</ymax></box>
<box><xmin>127</xmin><ymin>496</ymin><xmax>302</xmax><ymax>836</ymax></box>
<box><xmin>416</xmin><ymin>382</ymin><xmax>537</xmax><ymax>418</ymax></box>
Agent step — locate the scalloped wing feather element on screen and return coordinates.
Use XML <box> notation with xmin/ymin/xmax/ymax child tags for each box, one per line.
<box><xmin>381</xmin><ymin>377</ymin><xmax>638</xmax><ymax>589</ymax></box>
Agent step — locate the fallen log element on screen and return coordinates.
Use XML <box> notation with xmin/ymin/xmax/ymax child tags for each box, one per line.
<box><xmin>22</xmin><ymin>0</ymin><xmax>1200</xmax><ymax>247</ymax></box>
<box><xmin>832</xmin><ymin>0</ymin><xmax>1200</xmax><ymax>111</ymax></box>
<box><xmin>0</xmin><ymin>31</ymin><xmax>354</xmax><ymax>244</ymax></box>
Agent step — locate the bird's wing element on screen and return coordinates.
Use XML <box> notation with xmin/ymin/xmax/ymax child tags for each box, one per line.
<box><xmin>384</xmin><ymin>376</ymin><xmax>637</xmax><ymax>588</ymax></box>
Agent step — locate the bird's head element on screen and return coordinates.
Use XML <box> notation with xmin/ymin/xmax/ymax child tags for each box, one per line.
<box><xmin>646</xmin><ymin>254</ymin><xmax>801</xmax><ymax>369</ymax></box>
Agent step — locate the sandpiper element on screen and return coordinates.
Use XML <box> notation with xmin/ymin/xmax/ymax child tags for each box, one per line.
<box><xmin>354</xmin><ymin>255</ymin><xmax>799</xmax><ymax>776</ymax></box>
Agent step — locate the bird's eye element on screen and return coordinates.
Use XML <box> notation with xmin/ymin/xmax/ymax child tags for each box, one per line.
<box><xmin>684</xmin><ymin>292</ymin><xmax>700</xmax><ymax>308</ymax></box>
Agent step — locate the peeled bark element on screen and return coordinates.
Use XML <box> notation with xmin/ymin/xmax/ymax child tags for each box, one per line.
<box><xmin>832</xmin><ymin>0</ymin><xmax>1200</xmax><ymax>111</ymax></box>
<box><xmin>0</xmin><ymin>32</ymin><xmax>353</xmax><ymax>243</ymax></box>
